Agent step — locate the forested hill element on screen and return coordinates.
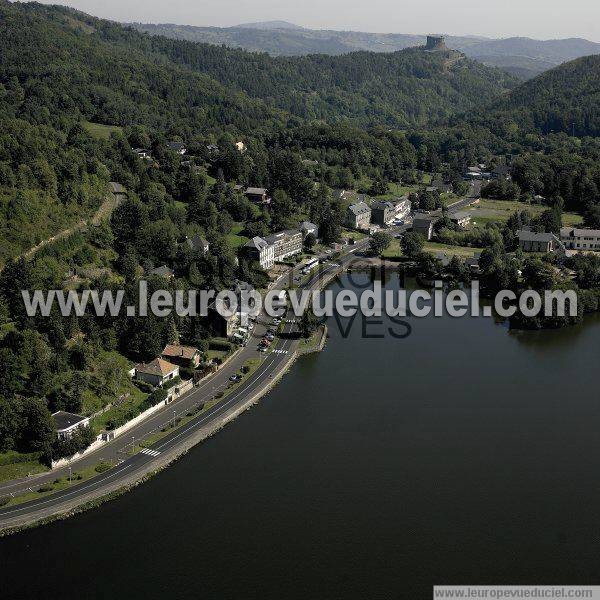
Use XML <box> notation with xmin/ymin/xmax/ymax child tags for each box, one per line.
<box><xmin>0</xmin><ymin>1</ymin><xmax>285</xmax><ymax>135</ymax></box>
<box><xmin>482</xmin><ymin>55</ymin><xmax>600</xmax><ymax>137</ymax></box>
<box><xmin>101</xmin><ymin>27</ymin><xmax>518</xmax><ymax>128</ymax></box>
<box><xmin>0</xmin><ymin>0</ymin><xmax>286</xmax><ymax>260</ymax></box>
<box><xmin>131</xmin><ymin>22</ymin><xmax>600</xmax><ymax>79</ymax></box>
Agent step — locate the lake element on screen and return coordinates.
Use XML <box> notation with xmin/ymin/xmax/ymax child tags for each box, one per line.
<box><xmin>2</xmin><ymin>274</ymin><xmax>600</xmax><ymax>599</ymax></box>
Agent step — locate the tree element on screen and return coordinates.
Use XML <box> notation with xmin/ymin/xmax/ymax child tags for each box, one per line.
<box><xmin>299</xmin><ymin>310</ymin><xmax>319</xmax><ymax>339</ymax></box>
<box><xmin>369</xmin><ymin>232</ymin><xmax>392</xmax><ymax>256</ymax></box>
<box><xmin>0</xmin><ymin>396</ymin><xmax>22</xmax><ymax>453</ymax></box>
<box><xmin>18</xmin><ymin>397</ymin><xmax>54</xmax><ymax>453</ymax></box>
<box><xmin>400</xmin><ymin>232</ymin><xmax>425</xmax><ymax>258</ymax></box>
<box><xmin>304</xmin><ymin>232</ymin><xmax>317</xmax><ymax>251</ymax></box>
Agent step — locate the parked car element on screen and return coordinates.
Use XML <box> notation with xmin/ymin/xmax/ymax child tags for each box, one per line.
<box><xmin>229</xmin><ymin>374</ymin><xmax>241</xmax><ymax>382</ymax></box>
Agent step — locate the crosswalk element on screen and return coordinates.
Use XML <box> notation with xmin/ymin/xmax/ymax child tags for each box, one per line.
<box><xmin>140</xmin><ymin>448</ymin><xmax>161</xmax><ymax>457</ymax></box>
<box><xmin>271</xmin><ymin>349</ymin><xmax>289</xmax><ymax>355</ymax></box>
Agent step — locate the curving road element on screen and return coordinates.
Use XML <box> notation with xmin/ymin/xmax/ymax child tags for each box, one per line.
<box><xmin>0</xmin><ymin>252</ymin><xmax>362</xmax><ymax>531</ymax></box>
<box><xmin>1</xmin><ymin>209</ymin><xmax>460</xmax><ymax>530</ymax></box>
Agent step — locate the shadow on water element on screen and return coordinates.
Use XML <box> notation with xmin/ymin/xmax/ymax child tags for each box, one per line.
<box><xmin>1</xmin><ymin>273</ymin><xmax>600</xmax><ymax>599</ymax></box>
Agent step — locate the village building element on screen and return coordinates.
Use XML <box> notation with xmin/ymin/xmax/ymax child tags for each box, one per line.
<box><xmin>133</xmin><ymin>148</ymin><xmax>152</xmax><ymax>160</ymax></box>
<box><xmin>518</xmin><ymin>230</ymin><xmax>563</xmax><ymax>253</ymax></box>
<box><xmin>346</xmin><ymin>201</ymin><xmax>371</xmax><ymax>230</ymax></box>
<box><xmin>207</xmin><ymin>299</ymin><xmax>239</xmax><ymax>338</ymax></box>
<box><xmin>167</xmin><ymin>141</ymin><xmax>186</xmax><ymax>155</ymax></box>
<box><xmin>161</xmin><ymin>344</ymin><xmax>202</xmax><ymax>369</ymax></box>
<box><xmin>300</xmin><ymin>221</ymin><xmax>319</xmax><ymax>239</ymax></box>
<box><xmin>413</xmin><ymin>215</ymin><xmax>435</xmax><ymax>241</ymax></box>
<box><xmin>52</xmin><ymin>411</ymin><xmax>90</xmax><ymax>441</ymax></box>
<box><xmin>371</xmin><ymin>201</ymin><xmax>395</xmax><ymax>226</ymax></box>
<box><xmin>265</xmin><ymin>229</ymin><xmax>303</xmax><ymax>261</ymax></box>
<box><xmin>560</xmin><ymin>227</ymin><xmax>600</xmax><ymax>251</ymax></box>
<box><xmin>185</xmin><ymin>234</ymin><xmax>210</xmax><ymax>255</ymax></box>
<box><xmin>450</xmin><ymin>211</ymin><xmax>472</xmax><ymax>228</ymax></box>
<box><xmin>243</xmin><ymin>236</ymin><xmax>275</xmax><ymax>270</ymax></box>
<box><xmin>134</xmin><ymin>358</ymin><xmax>180</xmax><ymax>388</ymax></box>
<box><xmin>149</xmin><ymin>265</ymin><xmax>175</xmax><ymax>279</ymax></box>
<box><xmin>245</xmin><ymin>187</ymin><xmax>270</xmax><ymax>205</ymax></box>
<box><xmin>393</xmin><ymin>197</ymin><xmax>412</xmax><ymax>221</ymax></box>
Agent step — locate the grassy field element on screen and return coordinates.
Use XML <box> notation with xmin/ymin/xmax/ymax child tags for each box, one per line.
<box><xmin>82</xmin><ymin>121</ymin><xmax>123</xmax><ymax>140</ymax></box>
<box><xmin>467</xmin><ymin>199</ymin><xmax>583</xmax><ymax>228</ymax></box>
<box><xmin>81</xmin><ymin>350</ymin><xmax>139</xmax><ymax>416</ymax></box>
<box><xmin>382</xmin><ymin>238</ymin><xmax>478</xmax><ymax>259</ymax></box>
<box><xmin>0</xmin><ymin>452</ymin><xmax>48</xmax><ymax>483</ymax></box>
<box><xmin>90</xmin><ymin>386</ymin><xmax>148</xmax><ymax>433</ymax></box>
<box><xmin>0</xmin><ymin>462</ymin><xmax>112</xmax><ymax>507</ymax></box>
<box><xmin>226</xmin><ymin>223</ymin><xmax>249</xmax><ymax>249</ymax></box>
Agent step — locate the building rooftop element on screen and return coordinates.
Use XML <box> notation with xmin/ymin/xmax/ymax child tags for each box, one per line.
<box><xmin>451</xmin><ymin>211</ymin><xmax>471</xmax><ymax>220</ymax></box>
<box><xmin>244</xmin><ymin>236</ymin><xmax>270</xmax><ymax>251</ymax></box>
<box><xmin>371</xmin><ymin>200</ymin><xmax>394</xmax><ymax>211</ymax></box>
<box><xmin>52</xmin><ymin>411</ymin><xmax>88</xmax><ymax>432</ymax></box>
<box><xmin>185</xmin><ymin>234</ymin><xmax>209</xmax><ymax>251</ymax></box>
<box><xmin>149</xmin><ymin>265</ymin><xmax>174</xmax><ymax>278</ymax></box>
<box><xmin>135</xmin><ymin>358</ymin><xmax>179</xmax><ymax>377</ymax></box>
<box><xmin>561</xmin><ymin>227</ymin><xmax>600</xmax><ymax>238</ymax></box>
<box><xmin>348</xmin><ymin>201</ymin><xmax>371</xmax><ymax>216</ymax></box>
<box><xmin>162</xmin><ymin>344</ymin><xmax>199</xmax><ymax>361</ymax></box>
<box><xmin>246</xmin><ymin>187</ymin><xmax>267</xmax><ymax>195</ymax></box>
<box><xmin>518</xmin><ymin>230</ymin><xmax>557</xmax><ymax>243</ymax></box>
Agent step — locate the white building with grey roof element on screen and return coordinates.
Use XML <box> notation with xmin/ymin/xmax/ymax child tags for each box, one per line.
<box><xmin>345</xmin><ymin>201</ymin><xmax>371</xmax><ymax>230</ymax></box>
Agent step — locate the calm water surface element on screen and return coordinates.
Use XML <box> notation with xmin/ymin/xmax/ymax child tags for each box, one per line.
<box><xmin>2</xmin><ymin>274</ymin><xmax>600</xmax><ymax>599</ymax></box>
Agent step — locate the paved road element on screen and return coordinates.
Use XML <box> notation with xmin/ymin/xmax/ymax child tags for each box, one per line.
<box><xmin>0</xmin><ymin>219</ymin><xmax>421</xmax><ymax>529</ymax></box>
<box><xmin>0</xmin><ymin>255</ymin><xmax>356</xmax><ymax>529</ymax></box>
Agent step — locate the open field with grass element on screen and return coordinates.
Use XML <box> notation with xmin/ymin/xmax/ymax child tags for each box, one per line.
<box><xmin>82</xmin><ymin>121</ymin><xmax>123</xmax><ymax>140</ymax></box>
<box><xmin>467</xmin><ymin>199</ymin><xmax>583</xmax><ymax>227</ymax></box>
<box><xmin>0</xmin><ymin>452</ymin><xmax>48</xmax><ymax>483</ymax></box>
<box><xmin>226</xmin><ymin>223</ymin><xmax>249</xmax><ymax>249</ymax></box>
<box><xmin>90</xmin><ymin>386</ymin><xmax>148</xmax><ymax>433</ymax></box>
<box><xmin>382</xmin><ymin>238</ymin><xmax>479</xmax><ymax>259</ymax></box>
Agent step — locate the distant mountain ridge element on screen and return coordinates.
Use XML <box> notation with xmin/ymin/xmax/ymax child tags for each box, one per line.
<box><xmin>130</xmin><ymin>22</ymin><xmax>600</xmax><ymax>78</ymax></box>
<box><xmin>235</xmin><ymin>20</ymin><xmax>304</xmax><ymax>30</ymax></box>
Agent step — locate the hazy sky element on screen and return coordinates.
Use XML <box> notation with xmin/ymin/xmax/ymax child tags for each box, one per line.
<box><xmin>26</xmin><ymin>0</ymin><xmax>600</xmax><ymax>41</ymax></box>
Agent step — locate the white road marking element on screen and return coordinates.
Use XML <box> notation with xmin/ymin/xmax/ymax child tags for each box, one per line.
<box><xmin>140</xmin><ymin>448</ymin><xmax>161</xmax><ymax>457</ymax></box>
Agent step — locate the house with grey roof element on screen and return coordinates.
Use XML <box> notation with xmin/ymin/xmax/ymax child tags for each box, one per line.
<box><xmin>560</xmin><ymin>227</ymin><xmax>600</xmax><ymax>251</ymax></box>
<box><xmin>245</xmin><ymin>187</ymin><xmax>270</xmax><ymax>204</ymax></box>
<box><xmin>413</xmin><ymin>215</ymin><xmax>435</xmax><ymax>241</ymax></box>
<box><xmin>167</xmin><ymin>141</ymin><xmax>187</xmax><ymax>155</ymax></box>
<box><xmin>185</xmin><ymin>234</ymin><xmax>210</xmax><ymax>255</ymax></box>
<box><xmin>300</xmin><ymin>221</ymin><xmax>319</xmax><ymax>239</ymax></box>
<box><xmin>371</xmin><ymin>200</ymin><xmax>395</xmax><ymax>226</ymax></box>
<box><xmin>345</xmin><ymin>201</ymin><xmax>371</xmax><ymax>230</ymax></box>
<box><xmin>450</xmin><ymin>211</ymin><xmax>472</xmax><ymax>228</ymax></box>
<box><xmin>52</xmin><ymin>411</ymin><xmax>90</xmax><ymax>441</ymax></box>
<box><xmin>149</xmin><ymin>265</ymin><xmax>175</xmax><ymax>279</ymax></box>
<box><xmin>518</xmin><ymin>230</ymin><xmax>564</xmax><ymax>253</ymax></box>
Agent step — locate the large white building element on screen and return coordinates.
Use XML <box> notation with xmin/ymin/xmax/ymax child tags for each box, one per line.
<box><xmin>560</xmin><ymin>227</ymin><xmax>600</xmax><ymax>251</ymax></box>
<box><xmin>265</xmin><ymin>229</ymin><xmax>303</xmax><ymax>261</ymax></box>
<box><xmin>243</xmin><ymin>236</ymin><xmax>275</xmax><ymax>270</ymax></box>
